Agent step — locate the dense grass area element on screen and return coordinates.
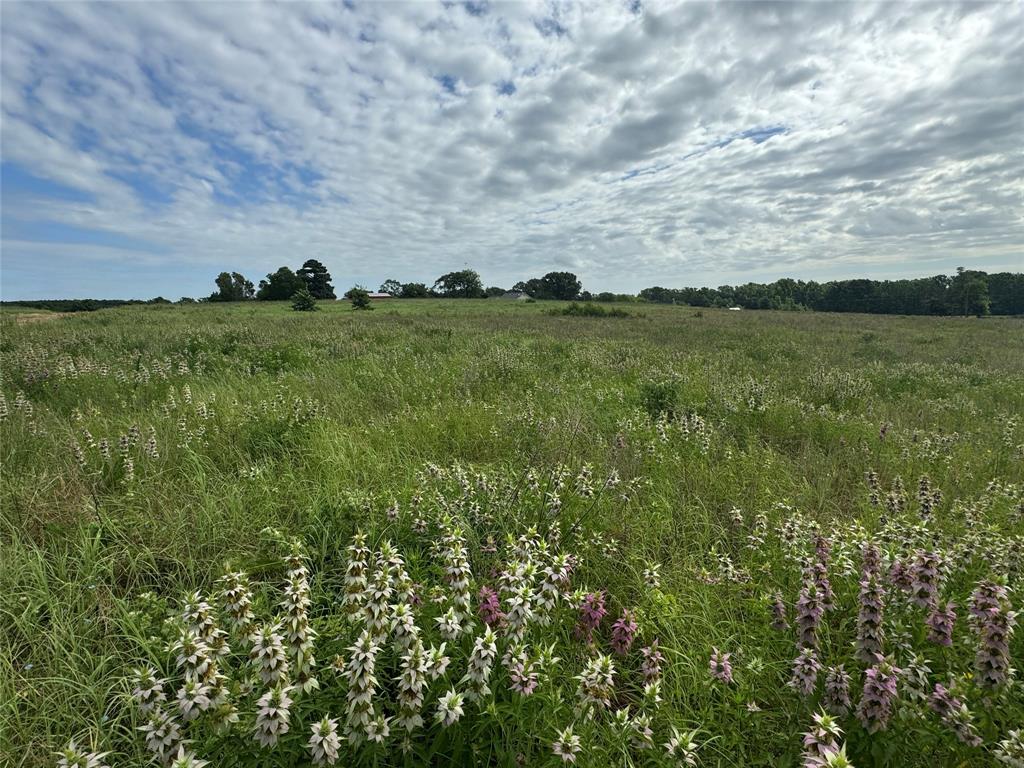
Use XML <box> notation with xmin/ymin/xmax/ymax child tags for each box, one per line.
<box><xmin>1</xmin><ymin>300</ymin><xmax>1022</xmax><ymax>767</ymax></box>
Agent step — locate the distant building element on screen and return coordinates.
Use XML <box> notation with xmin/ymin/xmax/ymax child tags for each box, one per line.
<box><xmin>501</xmin><ymin>291</ymin><xmax>530</xmax><ymax>300</ymax></box>
<box><xmin>728</xmin><ymin>306</ymin><xmax>742</xmax><ymax>311</ymax></box>
<box><xmin>367</xmin><ymin>292</ymin><xmax>393</xmax><ymax>299</ymax></box>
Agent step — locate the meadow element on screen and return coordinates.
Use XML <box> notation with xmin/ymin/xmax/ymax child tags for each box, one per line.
<box><xmin>1</xmin><ymin>299</ymin><xmax>1021</xmax><ymax>767</ymax></box>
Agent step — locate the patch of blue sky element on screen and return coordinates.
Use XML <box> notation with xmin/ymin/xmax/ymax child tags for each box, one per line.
<box><xmin>176</xmin><ymin>118</ymin><xmax>325</xmax><ymax>209</ymax></box>
<box><xmin>2</xmin><ymin>217</ymin><xmax>167</xmax><ymax>253</ymax></box>
<box><xmin>1</xmin><ymin>162</ymin><xmax>95</xmax><ymax>203</ymax></box>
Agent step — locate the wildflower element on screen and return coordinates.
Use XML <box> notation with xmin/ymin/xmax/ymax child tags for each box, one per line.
<box><xmin>630</xmin><ymin>711</ymin><xmax>654</xmax><ymax>750</ymax></box>
<box><xmin>170</xmin><ymin>629</ymin><xmax>213</xmax><ymax>682</ymax></box>
<box><xmin>771</xmin><ymin>592</ymin><xmax>789</xmax><ymax>630</ymax></box>
<box><xmin>610</xmin><ymin>609</ymin><xmax>638</xmax><ymax>656</ymax></box>
<box><xmin>574</xmin><ymin>591</ymin><xmax>606</xmax><ymax>644</ymax></box>
<box><xmin>477</xmin><ymin>585</ymin><xmax>505</xmax><ymax>627</ymax></box>
<box><xmin>435</xmin><ymin>689</ymin><xmax>465</xmax><ymax>727</ymax></box>
<box><xmin>254</xmin><ymin>684</ymin><xmax>294</xmax><ymax>748</ymax></box>
<box><xmin>812</xmin><ymin>534</ymin><xmax>835</xmax><ymax>610</ymax></box>
<box><xmin>363</xmin><ymin>566</ymin><xmax>394</xmax><ymax>639</ymax></box>
<box><xmin>926</xmin><ymin>601</ymin><xmax>956</xmax><ymax>646</ymax></box>
<box><xmin>576</xmin><ymin>653</ymin><xmax>616</xmax><ymax>708</ymax></box>
<box><xmin>436</xmin><ymin>606</ymin><xmax>462</xmax><ymax>641</ymax></box>
<box><xmin>996</xmin><ymin>729</ymin><xmax>1024</xmax><ymax>766</ymax></box>
<box><xmin>709</xmin><ymin>647</ymin><xmax>733</xmax><ymax>685</ymax></box>
<box><xmin>441</xmin><ymin>524</ymin><xmax>473</xmax><ymax>631</ymax></box>
<box><xmin>643</xmin><ymin>562</ymin><xmax>662</xmax><ymax>589</ymax></box>
<box><xmin>974</xmin><ymin>604</ymin><xmax>1017</xmax><ymax>690</ymax></box>
<box><xmin>308</xmin><ymin>716</ymin><xmax>342</xmax><ymax>765</ymax></box>
<box><xmin>664</xmin><ymin>726</ymin><xmax>700</xmax><ymax>766</ymax></box>
<box><xmin>343</xmin><ymin>629</ymin><xmax>380</xmax><ymax>743</ymax></box>
<box><xmin>281</xmin><ymin>563</ymin><xmax>318</xmax><ymax>693</ymax></box>
<box><xmin>795</xmin><ymin>579</ymin><xmax>825</xmax><ymax>649</ymax></box>
<box><xmin>929</xmin><ymin>683</ymin><xmax>983</xmax><ymax>747</ymax></box>
<box><xmin>218</xmin><ymin>571</ymin><xmax>255</xmax><ymax>634</ymax></box>
<box><xmin>167</xmin><ymin>747</ymin><xmax>209</xmax><ymax>768</ymax></box>
<box><xmin>56</xmin><ymin>742</ymin><xmax>110</xmax><ymax>768</ymax></box>
<box><xmin>250</xmin><ymin>624</ymin><xmax>290</xmax><ymax>685</ymax></box>
<box><xmin>856</xmin><ymin>656</ymin><xmax>901</xmax><ymax>734</ymax></box>
<box><xmin>823</xmin><ymin>666</ymin><xmax>852</xmax><ymax>717</ymax></box>
<box><xmin>365</xmin><ymin>712</ymin><xmax>391</xmax><ymax>743</ymax></box>
<box><xmin>175</xmin><ymin>678</ymin><xmax>212</xmax><ymax>722</ymax></box>
<box><xmin>790</xmin><ymin>648</ymin><xmax>822</xmax><ymax>697</ymax></box>
<box><xmin>395</xmin><ymin>638</ymin><xmax>428</xmax><ymax>740</ymax></box>
<box><xmin>536</xmin><ymin>553</ymin><xmax>572</xmax><ymax>623</ymax></box>
<box><xmin>343</xmin><ymin>533</ymin><xmax>371</xmax><ymax>617</ymax></box>
<box><xmin>640</xmin><ymin>639</ymin><xmax>665</xmax><ymax>683</ymax></box>
<box><xmin>909</xmin><ymin>550</ymin><xmax>942</xmax><ymax>609</ymax></box>
<box><xmin>855</xmin><ymin>572</ymin><xmax>885</xmax><ymax>663</ymax></box>
<box><xmin>508</xmin><ymin>647</ymin><xmax>540</xmax><ymax>696</ymax></box>
<box><xmin>391</xmin><ymin>601</ymin><xmax>420</xmax><ymax>655</ymax></box>
<box><xmin>462</xmin><ymin>627</ymin><xmax>499</xmax><ymax>701</ymax></box>
<box><xmin>130</xmin><ymin>666</ymin><xmax>168</xmax><ymax>715</ymax></box>
<box><xmin>552</xmin><ymin>725</ymin><xmax>582</xmax><ymax>763</ymax></box>
<box><xmin>426</xmin><ymin>642</ymin><xmax>450</xmax><ymax>680</ymax></box>
<box><xmin>802</xmin><ymin>712</ymin><xmax>844</xmax><ymax>768</ymax></box>
<box><xmin>139</xmin><ymin>708</ymin><xmax>184</xmax><ymax>765</ymax></box>
<box><xmin>504</xmin><ymin>584</ymin><xmax>535</xmax><ymax>642</ymax></box>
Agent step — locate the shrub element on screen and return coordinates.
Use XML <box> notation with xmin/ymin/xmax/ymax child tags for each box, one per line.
<box><xmin>290</xmin><ymin>286</ymin><xmax>319</xmax><ymax>312</ymax></box>
<box><xmin>349</xmin><ymin>288</ymin><xmax>373</xmax><ymax>311</ymax></box>
<box><xmin>548</xmin><ymin>303</ymin><xmax>634</xmax><ymax>318</ymax></box>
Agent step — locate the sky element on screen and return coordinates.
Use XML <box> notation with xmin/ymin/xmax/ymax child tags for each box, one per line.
<box><xmin>1</xmin><ymin>1</ymin><xmax>1022</xmax><ymax>300</ymax></box>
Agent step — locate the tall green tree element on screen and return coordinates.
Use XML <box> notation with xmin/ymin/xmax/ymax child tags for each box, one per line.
<box><xmin>379</xmin><ymin>279</ymin><xmax>402</xmax><ymax>296</ymax></box>
<box><xmin>209</xmin><ymin>271</ymin><xmax>255</xmax><ymax>301</ymax></box>
<box><xmin>257</xmin><ymin>267</ymin><xmax>305</xmax><ymax>301</ymax></box>
<box><xmin>400</xmin><ymin>282</ymin><xmax>430</xmax><ymax>298</ymax></box>
<box><xmin>539</xmin><ymin>271</ymin><xmax>582</xmax><ymax>300</ymax></box>
<box><xmin>432</xmin><ymin>269</ymin><xmax>485</xmax><ymax>298</ymax></box>
<box><xmin>297</xmin><ymin>260</ymin><xmax>336</xmax><ymax>299</ymax></box>
<box><xmin>949</xmin><ymin>267</ymin><xmax>990</xmax><ymax>316</ymax></box>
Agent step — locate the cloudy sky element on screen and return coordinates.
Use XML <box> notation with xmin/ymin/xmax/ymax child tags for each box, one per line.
<box><xmin>1</xmin><ymin>1</ymin><xmax>1021</xmax><ymax>299</ymax></box>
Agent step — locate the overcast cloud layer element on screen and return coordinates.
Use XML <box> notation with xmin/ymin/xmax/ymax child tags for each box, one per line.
<box><xmin>1</xmin><ymin>1</ymin><xmax>1022</xmax><ymax>299</ymax></box>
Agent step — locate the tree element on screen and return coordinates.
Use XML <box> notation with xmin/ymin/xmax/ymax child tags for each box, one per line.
<box><xmin>296</xmin><ymin>260</ymin><xmax>336</xmax><ymax>299</ymax></box>
<box><xmin>400</xmin><ymin>282</ymin><xmax>430</xmax><ymax>298</ymax></box>
<box><xmin>539</xmin><ymin>271</ymin><xmax>582</xmax><ymax>300</ymax></box>
<box><xmin>949</xmin><ymin>267</ymin><xmax>990</xmax><ymax>316</ymax></box>
<box><xmin>484</xmin><ymin>286</ymin><xmax>505</xmax><ymax>297</ymax></box>
<box><xmin>349</xmin><ymin>286</ymin><xmax>372</xmax><ymax>310</ymax></box>
<box><xmin>379</xmin><ymin>279</ymin><xmax>402</xmax><ymax>296</ymax></box>
<box><xmin>432</xmin><ymin>269</ymin><xmax>485</xmax><ymax>298</ymax></box>
<box><xmin>209</xmin><ymin>271</ymin><xmax>255</xmax><ymax>301</ymax></box>
<box><xmin>257</xmin><ymin>267</ymin><xmax>305</xmax><ymax>301</ymax></box>
<box><xmin>291</xmin><ymin>285</ymin><xmax>319</xmax><ymax>312</ymax></box>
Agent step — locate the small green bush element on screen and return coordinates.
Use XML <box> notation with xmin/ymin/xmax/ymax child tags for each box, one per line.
<box><xmin>290</xmin><ymin>286</ymin><xmax>319</xmax><ymax>312</ymax></box>
<box><xmin>548</xmin><ymin>302</ymin><xmax>633</xmax><ymax>318</ymax></box>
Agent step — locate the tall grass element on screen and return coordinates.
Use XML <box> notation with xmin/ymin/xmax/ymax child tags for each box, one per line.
<box><xmin>1</xmin><ymin>301</ymin><xmax>1021</xmax><ymax>766</ymax></box>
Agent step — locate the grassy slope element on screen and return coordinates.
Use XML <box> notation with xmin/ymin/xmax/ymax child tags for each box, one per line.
<box><xmin>1</xmin><ymin>300</ymin><xmax>1022</xmax><ymax>766</ymax></box>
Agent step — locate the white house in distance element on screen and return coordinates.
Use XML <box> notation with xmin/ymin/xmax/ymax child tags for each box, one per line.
<box><xmin>367</xmin><ymin>292</ymin><xmax>393</xmax><ymax>299</ymax></box>
<box><xmin>500</xmin><ymin>290</ymin><xmax>530</xmax><ymax>300</ymax></box>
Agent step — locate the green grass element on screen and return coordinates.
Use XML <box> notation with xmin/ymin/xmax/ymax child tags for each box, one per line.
<box><xmin>1</xmin><ymin>300</ymin><xmax>1022</xmax><ymax>767</ymax></box>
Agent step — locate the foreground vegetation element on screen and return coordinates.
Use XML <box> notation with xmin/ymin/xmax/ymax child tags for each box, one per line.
<box><xmin>1</xmin><ymin>300</ymin><xmax>1022</xmax><ymax>767</ymax></box>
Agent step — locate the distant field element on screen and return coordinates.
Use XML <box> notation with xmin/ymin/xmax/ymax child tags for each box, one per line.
<box><xmin>2</xmin><ymin>300</ymin><xmax>1022</xmax><ymax>766</ymax></box>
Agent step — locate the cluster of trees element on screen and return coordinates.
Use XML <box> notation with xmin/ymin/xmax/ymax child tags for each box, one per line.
<box><xmin>639</xmin><ymin>270</ymin><xmax>1023</xmax><ymax>316</ymax></box>
<box><xmin>371</xmin><ymin>270</ymin><xmax>588</xmax><ymax>300</ymax></box>
<box><xmin>208</xmin><ymin>260</ymin><xmax>335</xmax><ymax>302</ymax></box>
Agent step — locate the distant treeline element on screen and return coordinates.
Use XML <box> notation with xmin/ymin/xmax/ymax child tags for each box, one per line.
<box><xmin>639</xmin><ymin>270</ymin><xmax>1023</xmax><ymax>316</ymax></box>
<box><xmin>1</xmin><ymin>297</ymin><xmax>171</xmax><ymax>312</ymax></box>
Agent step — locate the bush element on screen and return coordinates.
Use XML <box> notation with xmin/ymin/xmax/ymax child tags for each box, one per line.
<box><xmin>290</xmin><ymin>286</ymin><xmax>319</xmax><ymax>312</ymax></box>
<box><xmin>548</xmin><ymin>302</ymin><xmax>634</xmax><ymax>318</ymax></box>
<box><xmin>349</xmin><ymin>287</ymin><xmax>373</xmax><ymax>310</ymax></box>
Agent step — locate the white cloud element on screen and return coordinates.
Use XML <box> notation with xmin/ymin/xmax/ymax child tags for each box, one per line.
<box><xmin>1</xmin><ymin>0</ymin><xmax>1021</xmax><ymax>299</ymax></box>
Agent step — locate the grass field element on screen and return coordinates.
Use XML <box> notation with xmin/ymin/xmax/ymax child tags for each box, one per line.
<box><xmin>2</xmin><ymin>300</ymin><xmax>1022</xmax><ymax>767</ymax></box>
